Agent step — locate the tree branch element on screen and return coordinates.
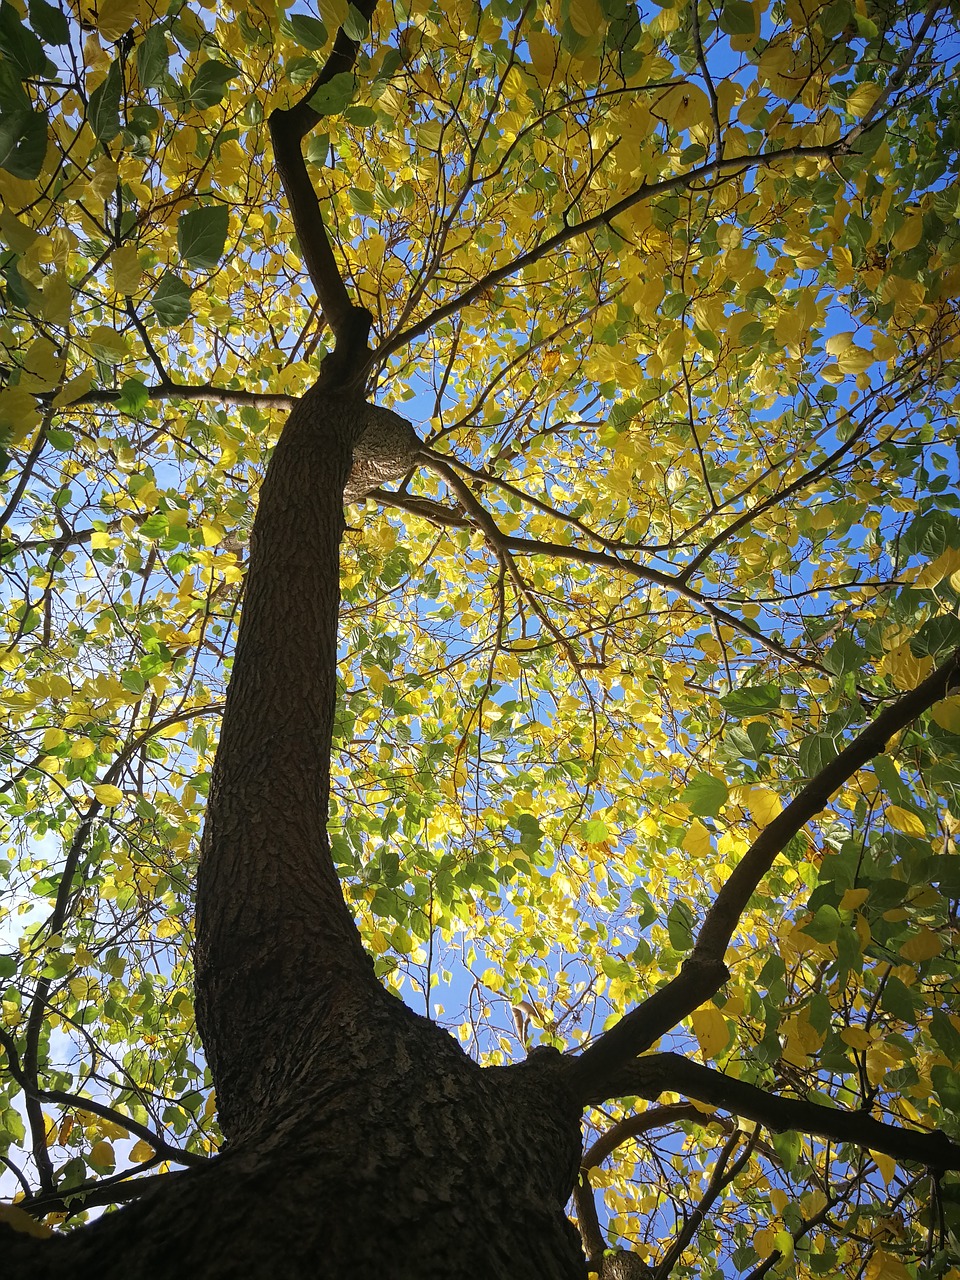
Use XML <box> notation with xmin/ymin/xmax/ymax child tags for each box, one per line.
<box><xmin>369</xmin><ymin>140</ymin><xmax>853</xmax><ymax>373</ymax></box>
<box><xmin>565</xmin><ymin>647</ymin><xmax>960</xmax><ymax>1102</ymax></box>
<box><xmin>592</xmin><ymin>1053</ymin><xmax>960</xmax><ymax>1173</ymax></box>
<box><xmin>268</xmin><ymin>0</ymin><xmax>377</xmax><ymax>361</ymax></box>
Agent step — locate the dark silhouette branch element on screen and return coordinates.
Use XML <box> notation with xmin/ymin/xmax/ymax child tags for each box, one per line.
<box><xmin>268</xmin><ymin>0</ymin><xmax>377</xmax><ymax>361</ymax></box>
<box><xmin>590</xmin><ymin>1053</ymin><xmax>960</xmax><ymax>1173</ymax></box>
<box><xmin>566</xmin><ymin>648</ymin><xmax>960</xmax><ymax>1102</ymax></box>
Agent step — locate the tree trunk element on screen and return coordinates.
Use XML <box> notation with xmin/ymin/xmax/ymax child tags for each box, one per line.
<box><xmin>2</xmin><ymin>385</ymin><xmax>590</xmax><ymax>1277</ymax></box>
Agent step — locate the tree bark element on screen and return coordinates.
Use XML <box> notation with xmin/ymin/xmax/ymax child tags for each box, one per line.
<box><xmin>2</xmin><ymin>385</ymin><xmax>588</xmax><ymax>1278</ymax></box>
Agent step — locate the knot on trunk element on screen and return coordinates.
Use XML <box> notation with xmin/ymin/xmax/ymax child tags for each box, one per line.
<box><xmin>344</xmin><ymin>404</ymin><xmax>421</xmax><ymax>503</ymax></box>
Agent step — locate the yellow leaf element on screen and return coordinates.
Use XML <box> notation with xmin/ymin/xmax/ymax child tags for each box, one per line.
<box><xmin>129</xmin><ymin>1139</ymin><xmax>156</xmax><ymax>1163</ymax></box>
<box><xmin>42</xmin><ymin>727</ymin><xmax>65</xmax><ymax>750</ymax></box>
<box><xmin>110</xmin><ymin>245</ymin><xmax>142</xmax><ymax>295</ymax></box>
<box><xmin>0</xmin><ymin>1203</ymin><xmax>52</xmax><ymax>1238</ymax></box>
<box><xmin>97</xmin><ymin>0</ymin><xmax>141</xmax><ymax>40</ymax></box>
<box><xmin>899</xmin><ymin>928</ymin><xmax>942</xmax><ymax>962</ymax></box>
<box><xmin>932</xmin><ymin>697</ymin><xmax>960</xmax><ymax>734</ymax></box>
<box><xmin>746</xmin><ymin>786</ymin><xmax>781</xmax><ymax>827</ymax></box>
<box><xmin>846</xmin><ymin>83</ymin><xmax>880</xmax><ymax>120</ymax></box>
<box><xmin>892</xmin><ymin>215</ymin><xmax>923</xmax><ymax>253</ymax></box>
<box><xmin>71</xmin><ymin>737</ymin><xmax>96</xmax><ymax>759</ymax></box>
<box><xmin>871</xmin><ymin>1149</ymin><xmax>897</xmax><ymax>1185</ymax></box>
<box><xmin>92</xmin><ymin>784</ymin><xmax>124</xmax><ymax>806</ymax></box>
<box><xmin>865</xmin><ymin>1249</ymin><xmax>911</xmax><ymax>1280</ymax></box>
<box><xmin>840</xmin><ymin>887</ymin><xmax>869</xmax><ymax>910</ymax></box>
<box><xmin>690</xmin><ymin>1006</ymin><xmax>729</xmax><ymax>1059</ymax></box>
<box><xmin>527</xmin><ymin>31</ymin><xmax>557</xmax><ymax>83</ymax></box>
<box><xmin>681</xmin><ymin>819</ymin><xmax>712</xmax><ymax>858</ymax></box>
<box><xmin>841</xmin><ymin>1025</ymin><xmax>870</xmax><ymax>1050</ymax></box>
<box><xmin>89</xmin><ymin>1139</ymin><xmax>115</xmax><ymax>1170</ymax></box>
<box><xmin>886</xmin><ymin>805</ymin><xmax>926</xmax><ymax>837</ymax></box>
<box><xmin>156</xmin><ymin>917</ymin><xmax>180</xmax><ymax>939</ymax></box>
<box><xmin>568</xmin><ymin>0</ymin><xmax>603</xmax><ymax>37</ymax></box>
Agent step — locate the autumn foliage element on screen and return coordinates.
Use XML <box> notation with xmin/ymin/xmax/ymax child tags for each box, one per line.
<box><xmin>2</xmin><ymin>0</ymin><xmax>960</xmax><ymax>1273</ymax></box>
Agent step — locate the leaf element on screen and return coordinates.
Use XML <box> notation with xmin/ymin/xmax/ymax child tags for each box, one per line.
<box><xmin>116</xmin><ymin>378</ymin><xmax>149</xmax><ymax>414</ymax></box>
<box><xmin>667</xmin><ymin>899</ymin><xmax>695</xmax><ymax>951</ymax></box>
<box><xmin>718</xmin><ymin>0</ymin><xmax>755</xmax><ymax>36</ymax></box>
<box><xmin>885</xmin><ymin>804</ymin><xmax>926</xmax><ymax>837</ymax></box>
<box><xmin>129</xmin><ymin>1138</ymin><xmax>156</xmax><ymax>1162</ymax></box>
<box><xmin>27</xmin><ymin>0</ymin><xmax>68</xmax><ymax>44</ymax></box>
<box><xmin>342</xmin><ymin>3</ymin><xmax>369</xmax><ymax>41</ymax></box>
<box><xmin>177</xmin><ymin>206</ymin><xmax>230</xmax><ymax>272</ymax></box>
<box><xmin>682</xmin><ymin>818</ymin><xmax>712</xmax><ymax>857</ymax></box>
<box><xmin>92</xmin><ymin>784</ymin><xmax>124</xmax><ymax>805</ymax></box>
<box><xmin>932</xmin><ymin>696</ymin><xmax>960</xmax><ymax>735</ymax></box>
<box><xmin>910</xmin><ymin>614</ymin><xmax>960</xmax><ymax>659</ymax></box>
<box><xmin>0</xmin><ymin>3</ymin><xmax>46</xmax><ymax>78</ymax></box>
<box><xmin>286</xmin><ymin>12</ymin><xmax>327</xmax><ymax>48</ymax></box>
<box><xmin>188</xmin><ymin>60</ymin><xmax>237</xmax><ymax>110</ymax></box>
<box><xmin>691</xmin><ymin>1005</ymin><xmax>729</xmax><ymax>1059</ymax></box>
<box><xmin>97</xmin><ymin>0</ymin><xmax>140</xmax><ymax>40</ymax></box>
<box><xmin>88</xmin><ymin>1139</ymin><xmax>115</xmax><ymax>1171</ymax></box>
<box><xmin>150</xmin><ymin>271</ymin><xmax>192</xmax><ymax>325</ymax></box>
<box><xmin>136</xmin><ymin>25</ymin><xmax>169</xmax><ymax>89</ymax></box>
<box><xmin>88</xmin><ymin>60</ymin><xmax>122</xmax><ymax>143</ymax></box>
<box><xmin>0</xmin><ymin>105</ymin><xmax>47</xmax><ymax>178</ymax></box>
<box><xmin>823</xmin><ymin>633</ymin><xmax>866</xmax><ymax>677</ymax></box>
<box><xmin>720</xmin><ymin>683</ymin><xmax>780</xmax><ymax>717</ymax></box>
<box><xmin>308</xmin><ymin>71</ymin><xmax>355</xmax><ymax>115</ymax></box>
<box><xmin>799</xmin><ymin>733</ymin><xmax>838</xmax><ymax>779</ymax></box>
<box><xmin>682</xmin><ymin>771</ymin><xmax>728</xmax><ymax>817</ymax></box>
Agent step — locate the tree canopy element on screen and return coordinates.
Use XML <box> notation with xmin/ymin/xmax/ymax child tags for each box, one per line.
<box><xmin>2</xmin><ymin>0</ymin><xmax>960</xmax><ymax>1273</ymax></box>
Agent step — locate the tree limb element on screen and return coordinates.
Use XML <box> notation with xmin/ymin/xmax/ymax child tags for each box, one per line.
<box><xmin>593</xmin><ymin>1053</ymin><xmax>960</xmax><ymax>1173</ymax></box>
<box><xmin>565</xmin><ymin>647</ymin><xmax>960</xmax><ymax>1102</ymax></box>
<box><xmin>268</xmin><ymin>0</ymin><xmax>377</xmax><ymax>356</ymax></box>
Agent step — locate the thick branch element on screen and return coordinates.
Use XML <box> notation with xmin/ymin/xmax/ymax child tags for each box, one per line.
<box><xmin>268</xmin><ymin>0</ymin><xmax>377</xmax><ymax>353</ymax></box>
<box><xmin>61</xmin><ymin>385</ymin><xmax>295</xmax><ymax>411</ymax></box>
<box><xmin>592</xmin><ymin>1053</ymin><xmax>960</xmax><ymax>1172</ymax></box>
<box><xmin>566</xmin><ymin>647</ymin><xmax>960</xmax><ymax>1102</ymax></box>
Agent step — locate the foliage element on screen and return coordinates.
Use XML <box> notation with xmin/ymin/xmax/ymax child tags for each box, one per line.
<box><xmin>1</xmin><ymin>0</ymin><xmax>960</xmax><ymax>1272</ymax></box>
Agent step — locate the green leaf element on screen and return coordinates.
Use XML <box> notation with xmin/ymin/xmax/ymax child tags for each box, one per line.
<box><xmin>188</xmin><ymin>60</ymin><xmax>237</xmax><ymax>109</ymax></box>
<box><xmin>799</xmin><ymin>733</ymin><xmax>838</xmax><ymax>779</ymax></box>
<box><xmin>349</xmin><ymin>186</ymin><xmax>375</xmax><ymax>215</ymax></box>
<box><xmin>823</xmin><ymin>634</ymin><xmax>866</xmax><ymax>678</ymax></box>
<box><xmin>150</xmin><ymin>271</ymin><xmax>192</xmax><ymax>325</ymax></box>
<box><xmin>720</xmin><ymin>683</ymin><xmax>780</xmax><ymax>717</ymax></box>
<box><xmin>28</xmin><ymin>0</ymin><xmax>68</xmax><ymax>44</ymax></box>
<box><xmin>344</xmin><ymin>104</ymin><xmax>376</xmax><ymax>127</ymax></box>
<box><xmin>682</xmin><ymin>771</ymin><xmax>728</xmax><ymax>817</ymax></box>
<box><xmin>177</xmin><ymin>205</ymin><xmax>230</xmax><ymax>272</ymax></box>
<box><xmin>308</xmin><ymin>71</ymin><xmax>355</xmax><ymax>115</ymax></box>
<box><xmin>88</xmin><ymin>60</ymin><xmax>122</xmax><ymax>143</ymax></box>
<box><xmin>136</xmin><ymin>25</ymin><xmax>169</xmax><ymax>89</ymax></box>
<box><xmin>0</xmin><ymin>2</ymin><xmax>46</xmax><ymax>78</ymax></box>
<box><xmin>286</xmin><ymin>12</ymin><xmax>327</xmax><ymax>48</ymax></box>
<box><xmin>911</xmin><ymin>615</ymin><xmax>960</xmax><ymax>659</ymax></box>
<box><xmin>116</xmin><ymin>378</ymin><xmax>149</xmax><ymax>414</ymax></box>
<box><xmin>342</xmin><ymin>3</ymin><xmax>369</xmax><ymax>41</ymax></box>
<box><xmin>801</xmin><ymin>904</ymin><xmax>841</xmax><ymax>943</ymax></box>
<box><xmin>880</xmin><ymin>975</ymin><xmax>916</xmax><ymax>1023</ymax></box>
<box><xmin>718</xmin><ymin>0</ymin><xmax>755</xmax><ymax>36</ymax></box>
<box><xmin>0</xmin><ymin>105</ymin><xmax>46</xmax><ymax>178</ymax></box>
<box><xmin>667</xmin><ymin>899</ymin><xmax>695</xmax><ymax>951</ymax></box>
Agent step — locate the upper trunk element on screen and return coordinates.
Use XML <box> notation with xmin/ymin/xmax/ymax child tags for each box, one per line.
<box><xmin>195</xmin><ymin>387</ymin><xmax>386</xmax><ymax>1140</ymax></box>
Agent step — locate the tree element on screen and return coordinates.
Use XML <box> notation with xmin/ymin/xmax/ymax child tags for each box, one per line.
<box><xmin>1</xmin><ymin>0</ymin><xmax>960</xmax><ymax>1273</ymax></box>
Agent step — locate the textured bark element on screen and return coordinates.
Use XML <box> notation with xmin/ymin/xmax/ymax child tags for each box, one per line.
<box><xmin>3</xmin><ymin>384</ymin><xmax>588</xmax><ymax>1278</ymax></box>
<box><xmin>3</xmin><ymin>1019</ymin><xmax>585</xmax><ymax>1278</ymax></box>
